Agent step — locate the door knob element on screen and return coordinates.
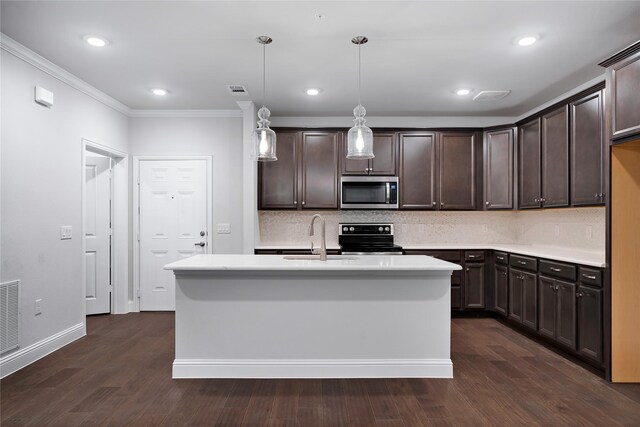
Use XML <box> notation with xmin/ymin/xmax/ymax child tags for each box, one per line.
<box><xmin>195</xmin><ymin>242</ymin><xmax>205</xmax><ymax>247</ymax></box>
<box><xmin>200</xmin><ymin>231</ymin><xmax>206</xmax><ymax>237</ymax></box>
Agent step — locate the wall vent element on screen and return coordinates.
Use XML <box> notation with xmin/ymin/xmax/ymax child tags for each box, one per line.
<box><xmin>227</xmin><ymin>85</ymin><xmax>249</xmax><ymax>96</ymax></box>
<box><xmin>0</xmin><ymin>280</ymin><xmax>20</xmax><ymax>355</ymax></box>
<box><xmin>473</xmin><ymin>90</ymin><xmax>511</xmax><ymax>102</ymax></box>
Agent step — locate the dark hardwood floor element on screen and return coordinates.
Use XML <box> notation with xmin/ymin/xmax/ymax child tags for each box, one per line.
<box><xmin>2</xmin><ymin>313</ymin><xmax>640</xmax><ymax>426</ymax></box>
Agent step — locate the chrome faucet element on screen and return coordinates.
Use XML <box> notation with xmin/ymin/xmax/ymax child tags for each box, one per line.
<box><xmin>308</xmin><ymin>214</ymin><xmax>327</xmax><ymax>261</ymax></box>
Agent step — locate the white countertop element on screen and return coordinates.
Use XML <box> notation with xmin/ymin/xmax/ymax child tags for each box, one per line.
<box><xmin>164</xmin><ymin>254</ymin><xmax>462</xmax><ymax>272</ymax></box>
<box><xmin>255</xmin><ymin>244</ymin><xmax>605</xmax><ymax>268</ymax></box>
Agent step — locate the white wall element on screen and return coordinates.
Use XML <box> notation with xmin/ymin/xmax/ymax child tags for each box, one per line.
<box><xmin>128</xmin><ymin>116</ymin><xmax>244</xmax><ymax>254</ymax></box>
<box><xmin>0</xmin><ymin>50</ymin><xmax>128</xmax><ymax>362</ymax></box>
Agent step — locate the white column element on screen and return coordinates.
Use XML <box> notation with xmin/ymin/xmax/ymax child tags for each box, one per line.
<box><xmin>237</xmin><ymin>101</ymin><xmax>258</xmax><ymax>254</ymax></box>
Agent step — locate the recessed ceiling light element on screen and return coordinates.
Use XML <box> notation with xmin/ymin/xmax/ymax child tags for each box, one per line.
<box><xmin>455</xmin><ymin>88</ymin><xmax>472</xmax><ymax>96</ymax></box>
<box><xmin>84</xmin><ymin>36</ymin><xmax>108</xmax><ymax>47</ymax></box>
<box><xmin>517</xmin><ymin>35</ymin><xmax>538</xmax><ymax>47</ymax></box>
<box><xmin>306</xmin><ymin>88</ymin><xmax>320</xmax><ymax>96</ymax></box>
<box><xmin>152</xmin><ymin>88</ymin><xmax>168</xmax><ymax>96</ymax></box>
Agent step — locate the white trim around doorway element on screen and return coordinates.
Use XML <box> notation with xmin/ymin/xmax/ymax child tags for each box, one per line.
<box><xmin>132</xmin><ymin>155</ymin><xmax>213</xmax><ymax>312</ymax></box>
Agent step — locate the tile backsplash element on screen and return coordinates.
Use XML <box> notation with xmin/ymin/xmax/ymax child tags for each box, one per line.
<box><xmin>258</xmin><ymin>207</ymin><xmax>605</xmax><ymax>252</ymax></box>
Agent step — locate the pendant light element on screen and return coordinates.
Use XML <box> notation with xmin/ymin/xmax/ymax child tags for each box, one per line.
<box><xmin>346</xmin><ymin>36</ymin><xmax>374</xmax><ymax>160</ymax></box>
<box><xmin>252</xmin><ymin>36</ymin><xmax>277</xmax><ymax>161</ymax></box>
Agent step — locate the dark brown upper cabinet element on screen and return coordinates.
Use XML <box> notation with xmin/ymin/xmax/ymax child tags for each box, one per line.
<box><xmin>439</xmin><ymin>132</ymin><xmax>477</xmax><ymax>210</ymax></box>
<box><xmin>484</xmin><ymin>128</ymin><xmax>514</xmax><ymax>210</ymax></box>
<box><xmin>258</xmin><ymin>131</ymin><xmax>299</xmax><ymax>209</ymax></box>
<box><xmin>301</xmin><ymin>132</ymin><xmax>340</xmax><ymax>209</ymax></box>
<box><xmin>571</xmin><ymin>91</ymin><xmax>605</xmax><ymax>206</ymax></box>
<box><xmin>342</xmin><ymin>132</ymin><xmax>397</xmax><ymax>176</ymax></box>
<box><xmin>518</xmin><ymin>118</ymin><xmax>542</xmax><ymax>209</ymax></box>
<box><xmin>602</xmin><ymin>47</ymin><xmax>640</xmax><ymax>141</ymax></box>
<box><xmin>399</xmin><ymin>132</ymin><xmax>437</xmax><ymax>209</ymax></box>
<box><xmin>541</xmin><ymin>106</ymin><xmax>570</xmax><ymax>208</ymax></box>
<box><xmin>259</xmin><ymin>130</ymin><xmax>340</xmax><ymax>210</ymax></box>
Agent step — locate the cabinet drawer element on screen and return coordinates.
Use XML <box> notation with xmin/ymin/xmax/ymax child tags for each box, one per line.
<box><xmin>410</xmin><ymin>250</ymin><xmax>462</xmax><ymax>262</ymax></box>
<box><xmin>510</xmin><ymin>255</ymin><xmax>537</xmax><ymax>272</ymax></box>
<box><xmin>539</xmin><ymin>260</ymin><xmax>576</xmax><ymax>281</ymax></box>
<box><xmin>495</xmin><ymin>251</ymin><xmax>508</xmax><ymax>265</ymax></box>
<box><xmin>578</xmin><ymin>267</ymin><xmax>602</xmax><ymax>287</ymax></box>
<box><xmin>465</xmin><ymin>250</ymin><xmax>485</xmax><ymax>262</ymax></box>
<box><xmin>451</xmin><ymin>286</ymin><xmax>461</xmax><ymax>309</ymax></box>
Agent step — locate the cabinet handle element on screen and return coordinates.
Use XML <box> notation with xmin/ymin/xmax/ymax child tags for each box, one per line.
<box><xmin>466</xmin><ymin>268</ymin><xmax>470</xmax><ymax>271</ymax></box>
<box><xmin>365</xmin><ymin>168</ymin><xmax>370</xmax><ymax>173</ymax></box>
<box><xmin>576</xmin><ymin>292</ymin><xmax>583</xmax><ymax>298</ymax></box>
<box><xmin>432</xmin><ymin>202</ymin><xmax>436</xmax><ymax>206</ymax></box>
<box><xmin>294</xmin><ymin>200</ymin><xmax>297</xmax><ymax>205</ymax></box>
<box><xmin>582</xmin><ymin>274</ymin><xmax>597</xmax><ymax>280</ymax></box>
<box><xmin>595</xmin><ymin>192</ymin><xmax>599</xmax><ymax>198</ymax></box>
<box><xmin>549</xmin><ymin>284</ymin><xmax>554</xmax><ymax>289</ymax></box>
<box><xmin>517</xmin><ymin>260</ymin><xmax>526</xmax><ymax>265</ymax></box>
<box><xmin>550</xmin><ymin>267</ymin><xmax>562</xmax><ymax>272</ymax></box>
<box><xmin>501</xmin><ymin>272</ymin><xmax>507</xmax><ymax>276</ymax></box>
<box><xmin>469</xmin><ymin>255</ymin><xmax>479</xmax><ymax>258</ymax></box>
<box><xmin>440</xmin><ymin>202</ymin><xmax>444</xmax><ymax>207</ymax></box>
<box><xmin>486</xmin><ymin>201</ymin><xmax>490</xmax><ymax>206</ymax></box>
<box><xmin>497</xmin><ymin>257</ymin><xmax>505</xmax><ymax>261</ymax></box>
<box><xmin>555</xmin><ymin>285</ymin><xmax>559</xmax><ymax>291</ymax></box>
<box><xmin>302</xmin><ymin>201</ymin><xmax>306</xmax><ymax>206</ymax></box>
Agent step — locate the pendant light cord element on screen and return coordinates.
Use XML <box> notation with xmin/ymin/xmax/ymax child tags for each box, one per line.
<box><xmin>262</xmin><ymin>42</ymin><xmax>266</xmax><ymax>108</ymax></box>
<box><xmin>358</xmin><ymin>42</ymin><xmax>362</xmax><ymax>106</ymax></box>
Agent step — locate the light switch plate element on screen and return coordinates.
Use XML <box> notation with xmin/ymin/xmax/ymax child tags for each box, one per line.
<box><xmin>217</xmin><ymin>223</ymin><xmax>231</xmax><ymax>234</ymax></box>
<box><xmin>60</xmin><ymin>226</ymin><xmax>73</xmax><ymax>240</ymax></box>
<box><xmin>35</xmin><ymin>299</ymin><xmax>42</xmax><ymax>315</ymax></box>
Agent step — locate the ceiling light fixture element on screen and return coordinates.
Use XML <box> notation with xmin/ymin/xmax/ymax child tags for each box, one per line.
<box><xmin>517</xmin><ymin>35</ymin><xmax>538</xmax><ymax>47</ymax></box>
<box><xmin>152</xmin><ymin>88</ymin><xmax>168</xmax><ymax>96</ymax></box>
<box><xmin>85</xmin><ymin>36</ymin><xmax>108</xmax><ymax>47</ymax></box>
<box><xmin>456</xmin><ymin>88</ymin><xmax>472</xmax><ymax>96</ymax></box>
<box><xmin>346</xmin><ymin>36</ymin><xmax>374</xmax><ymax>160</ymax></box>
<box><xmin>252</xmin><ymin>36</ymin><xmax>277</xmax><ymax>162</ymax></box>
<box><xmin>306</xmin><ymin>88</ymin><xmax>320</xmax><ymax>96</ymax></box>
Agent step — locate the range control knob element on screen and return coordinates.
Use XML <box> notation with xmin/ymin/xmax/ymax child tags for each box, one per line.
<box><xmin>385</xmin><ymin>226</ymin><xmax>390</xmax><ymax>232</ymax></box>
<box><xmin>378</xmin><ymin>226</ymin><xmax>384</xmax><ymax>232</ymax></box>
<box><xmin>343</xmin><ymin>226</ymin><xmax>349</xmax><ymax>232</ymax></box>
<box><xmin>349</xmin><ymin>227</ymin><xmax>355</xmax><ymax>232</ymax></box>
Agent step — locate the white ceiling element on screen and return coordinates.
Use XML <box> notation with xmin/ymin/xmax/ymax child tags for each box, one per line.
<box><xmin>2</xmin><ymin>1</ymin><xmax>639</xmax><ymax>116</ymax></box>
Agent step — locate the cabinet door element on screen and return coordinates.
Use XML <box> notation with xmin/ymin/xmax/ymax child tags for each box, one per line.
<box><xmin>556</xmin><ymin>280</ymin><xmax>577</xmax><ymax>350</ymax></box>
<box><xmin>509</xmin><ymin>269</ymin><xmax>523</xmax><ymax>322</ymax></box>
<box><xmin>518</xmin><ymin>119</ymin><xmax>542</xmax><ymax>209</ymax></box>
<box><xmin>399</xmin><ymin>133</ymin><xmax>437</xmax><ymax>209</ymax></box>
<box><xmin>301</xmin><ymin>132</ymin><xmax>339</xmax><ymax>209</ymax></box>
<box><xmin>485</xmin><ymin>128</ymin><xmax>514</xmax><ymax>210</ymax></box>
<box><xmin>259</xmin><ymin>131</ymin><xmax>299</xmax><ymax>209</ymax></box>
<box><xmin>370</xmin><ymin>133</ymin><xmax>397</xmax><ymax>175</ymax></box>
<box><xmin>541</xmin><ymin>106</ymin><xmax>569</xmax><ymax>207</ymax></box>
<box><xmin>522</xmin><ymin>271</ymin><xmax>538</xmax><ymax>331</ymax></box>
<box><xmin>571</xmin><ymin>91</ymin><xmax>604</xmax><ymax>206</ymax></box>
<box><xmin>464</xmin><ymin>263</ymin><xmax>485</xmax><ymax>308</ymax></box>
<box><xmin>439</xmin><ymin>132</ymin><xmax>476</xmax><ymax>210</ymax></box>
<box><xmin>578</xmin><ymin>286</ymin><xmax>603</xmax><ymax>363</ymax></box>
<box><xmin>494</xmin><ymin>265</ymin><xmax>509</xmax><ymax>316</ymax></box>
<box><xmin>538</xmin><ymin>276</ymin><xmax>557</xmax><ymax>340</ymax></box>
<box><xmin>609</xmin><ymin>51</ymin><xmax>640</xmax><ymax>140</ymax></box>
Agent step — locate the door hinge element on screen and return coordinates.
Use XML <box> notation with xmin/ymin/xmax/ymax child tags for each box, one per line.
<box><xmin>137</xmin><ymin>232</ymin><xmax>140</xmax><ymax>242</ymax></box>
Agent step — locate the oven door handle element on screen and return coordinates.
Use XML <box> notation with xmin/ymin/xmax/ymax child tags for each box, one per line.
<box><xmin>386</xmin><ymin>182</ymin><xmax>390</xmax><ymax>204</ymax></box>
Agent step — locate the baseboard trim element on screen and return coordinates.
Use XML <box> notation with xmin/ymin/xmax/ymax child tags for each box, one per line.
<box><xmin>127</xmin><ymin>300</ymin><xmax>138</xmax><ymax>313</ymax></box>
<box><xmin>0</xmin><ymin>322</ymin><xmax>85</xmax><ymax>379</ymax></box>
<box><xmin>173</xmin><ymin>358</ymin><xmax>453</xmax><ymax>379</ymax></box>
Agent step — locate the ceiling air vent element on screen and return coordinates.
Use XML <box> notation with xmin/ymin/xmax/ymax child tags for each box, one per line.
<box><xmin>227</xmin><ymin>85</ymin><xmax>249</xmax><ymax>96</ymax></box>
<box><xmin>473</xmin><ymin>90</ymin><xmax>511</xmax><ymax>102</ymax></box>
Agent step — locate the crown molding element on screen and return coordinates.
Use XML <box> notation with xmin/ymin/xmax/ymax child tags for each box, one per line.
<box><xmin>1</xmin><ymin>33</ymin><xmax>132</xmax><ymax>116</ymax></box>
<box><xmin>128</xmin><ymin>109</ymin><xmax>242</xmax><ymax>118</ymax></box>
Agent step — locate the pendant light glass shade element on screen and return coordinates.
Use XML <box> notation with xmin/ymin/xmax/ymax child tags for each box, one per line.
<box><xmin>251</xmin><ymin>36</ymin><xmax>277</xmax><ymax>161</ymax></box>
<box><xmin>347</xmin><ymin>36</ymin><xmax>374</xmax><ymax>160</ymax></box>
<box><xmin>252</xmin><ymin>106</ymin><xmax>277</xmax><ymax>161</ymax></box>
<box><xmin>346</xmin><ymin>104</ymin><xmax>374</xmax><ymax>159</ymax></box>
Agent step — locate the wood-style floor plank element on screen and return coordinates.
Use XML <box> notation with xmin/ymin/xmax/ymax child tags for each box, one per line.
<box><xmin>2</xmin><ymin>313</ymin><xmax>640</xmax><ymax>426</ymax></box>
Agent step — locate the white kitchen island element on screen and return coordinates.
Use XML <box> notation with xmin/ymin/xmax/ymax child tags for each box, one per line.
<box><xmin>164</xmin><ymin>254</ymin><xmax>461</xmax><ymax>379</ymax></box>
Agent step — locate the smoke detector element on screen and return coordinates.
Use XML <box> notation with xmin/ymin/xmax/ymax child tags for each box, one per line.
<box><xmin>227</xmin><ymin>85</ymin><xmax>249</xmax><ymax>96</ymax></box>
<box><xmin>473</xmin><ymin>90</ymin><xmax>511</xmax><ymax>102</ymax></box>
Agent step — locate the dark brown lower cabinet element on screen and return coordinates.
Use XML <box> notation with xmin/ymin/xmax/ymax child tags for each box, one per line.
<box><xmin>577</xmin><ymin>285</ymin><xmax>603</xmax><ymax>363</ymax></box>
<box><xmin>522</xmin><ymin>271</ymin><xmax>538</xmax><ymax>331</ymax></box>
<box><xmin>494</xmin><ymin>265</ymin><xmax>509</xmax><ymax>316</ymax></box>
<box><xmin>509</xmin><ymin>269</ymin><xmax>524</xmax><ymax>322</ymax></box>
<box><xmin>451</xmin><ymin>286</ymin><xmax>461</xmax><ymax>310</ymax></box>
<box><xmin>538</xmin><ymin>276</ymin><xmax>577</xmax><ymax>350</ymax></box>
<box><xmin>464</xmin><ymin>263</ymin><xmax>485</xmax><ymax>308</ymax></box>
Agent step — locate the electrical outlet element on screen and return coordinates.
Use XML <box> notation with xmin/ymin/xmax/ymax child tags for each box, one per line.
<box><xmin>216</xmin><ymin>223</ymin><xmax>231</xmax><ymax>234</ymax></box>
<box><xmin>35</xmin><ymin>299</ymin><xmax>42</xmax><ymax>315</ymax></box>
<box><xmin>60</xmin><ymin>226</ymin><xmax>72</xmax><ymax>240</ymax></box>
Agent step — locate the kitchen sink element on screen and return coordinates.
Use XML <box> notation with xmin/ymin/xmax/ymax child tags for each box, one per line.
<box><xmin>282</xmin><ymin>255</ymin><xmax>359</xmax><ymax>261</ymax></box>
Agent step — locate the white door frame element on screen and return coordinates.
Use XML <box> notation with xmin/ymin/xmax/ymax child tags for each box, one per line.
<box><xmin>81</xmin><ymin>139</ymin><xmax>129</xmax><ymax>316</ymax></box>
<box><xmin>132</xmin><ymin>155</ymin><xmax>213</xmax><ymax>312</ymax></box>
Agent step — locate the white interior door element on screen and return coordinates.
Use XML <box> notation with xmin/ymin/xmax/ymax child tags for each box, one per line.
<box><xmin>139</xmin><ymin>159</ymin><xmax>208</xmax><ymax>311</ymax></box>
<box><xmin>85</xmin><ymin>154</ymin><xmax>112</xmax><ymax>315</ymax></box>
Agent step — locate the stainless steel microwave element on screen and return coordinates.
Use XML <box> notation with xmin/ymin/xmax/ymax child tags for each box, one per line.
<box><xmin>340</xmin><ymin>176</ymin><xmax>399</xmax><ymax>209</ymax></box>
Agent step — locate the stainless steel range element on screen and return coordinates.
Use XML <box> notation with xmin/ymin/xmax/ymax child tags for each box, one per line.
<box><xmin>339</xmin><ymin>223</ymin><xmax>404</xmax><ymax>255</ymax></box>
